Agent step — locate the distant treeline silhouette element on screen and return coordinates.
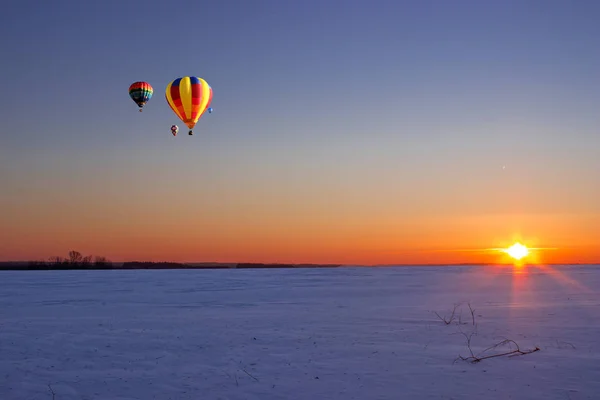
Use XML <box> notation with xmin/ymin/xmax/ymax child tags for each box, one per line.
<box><xmin>25</xmin><ymin>251</ymin><xmax>191</xmax><ymax>270</ymax></box>
<box><xmin>0</xmin><ymin>251</ymin><xmax>342</xmax><ymax>270</ymax></box>
<box><xmin>24</xmin><ymin>250</ymin><xmax>114</xmax><ymax>270</ymax></box>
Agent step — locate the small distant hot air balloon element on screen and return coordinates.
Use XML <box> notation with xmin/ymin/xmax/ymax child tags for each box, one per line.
<box><xmin>208</xmin><ymin>107</ymin><xmax>213</xmax><ymax>113</ymax></box>
<box><xmin>171</xmin><ymin>125</ymin><xmax>179</xmax><ymax>136</ymax></box>
<box><xmin>129</xmin><ymin>81</ymin><xmax>153</xmax><ymax>112</ymax></box>
<box><xmin>165</xmin><ymin>76</ymin><xmax>212</xmax><ymax>135</ymax></box>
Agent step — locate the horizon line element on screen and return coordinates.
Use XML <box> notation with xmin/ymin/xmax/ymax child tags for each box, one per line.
<box><xmin>1</xmin><ymin>260</ymin><xmax>599</xmax><ymax>267</ymax></box>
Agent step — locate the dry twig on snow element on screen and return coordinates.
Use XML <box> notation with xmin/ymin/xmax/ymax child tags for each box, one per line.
<box><xmin>556</xmin><ymin>340</ymin><xmax>576</xmax><ymax>349</ymax></box>
<box><xmin>241</xmin><ymin>367</ymin><xmax>259</xmax><ymax>382</ymax></box>
<box><xmin>48</xmin><ymin>384</ymin><xmax>56</xmax><ymax>400</ymax></box>
<box><xmin>456</xmin><ymin>333</ymin><xmax>540</xmax><ymax>363</ymax></box>
<box><xmin>435</xmin><ymin>302</ymin><xmax>539</xmax><ymax>364</ymax></box>
<box><xmin>467</xmin><ymin>303</ymin><xmax>476</xmax><ymax>326</ymax></box>
<box><xmin>434</xmin><ymin>303</ymin><xmax>461</xmax><ymax>325</ymax></box>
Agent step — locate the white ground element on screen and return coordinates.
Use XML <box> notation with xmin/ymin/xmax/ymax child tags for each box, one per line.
<box><xmin>1</xmin><ymin>265</ymin><xmax>599</xmax><ymax>400</ymax></box>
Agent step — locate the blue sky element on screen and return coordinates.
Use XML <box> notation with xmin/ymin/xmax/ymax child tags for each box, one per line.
<box><xmin>1</xmin><ymin>0</ymin><xmax>600</xmax><ymax>263</ymax></box>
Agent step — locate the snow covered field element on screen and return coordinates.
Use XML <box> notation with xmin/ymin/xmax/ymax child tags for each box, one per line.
<box><xmin>1</xmin><ymin>265</ymin><xmax>599</xmax><ymax>400</ymax></box>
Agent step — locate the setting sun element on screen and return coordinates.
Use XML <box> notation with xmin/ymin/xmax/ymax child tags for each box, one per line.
<box><xmin>505</xmin><ymin>243</ymin><xmax>529</xmax><ymax>261</ymax></box>
<box><xmin>479</xmin><ymin>239</ymin><xmax>557</xmax><ymax>265</ymax></box>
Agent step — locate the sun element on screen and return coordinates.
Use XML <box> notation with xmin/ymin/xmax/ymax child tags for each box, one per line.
<box><xmin>505</xmin><ymin>242</ymin><xmax>529</xmax><ymax>261</ymax></box>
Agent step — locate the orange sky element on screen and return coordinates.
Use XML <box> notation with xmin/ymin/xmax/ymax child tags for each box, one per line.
<box><xmin>1</xmin><ymin>146</ymin><xmax>599</xmax><ymax>265</ymax></box>
<box><xmin>1</xmin><ymin>183</ymin><xmax>599</xmax><ymax>264</ymax></box>
<box><xmin>2</xmin><ymin>144</ymin><xmax>599</xmax><ymax>265</ymax></box>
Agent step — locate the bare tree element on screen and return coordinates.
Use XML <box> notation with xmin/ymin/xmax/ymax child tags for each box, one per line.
<box><xmin>94</xmin><ymin>256</ymin><xmax>107</xmax><ymax>265</ymax></box>
<box><xmin>81</xmin><ymin>255</ymin><xmax>93</xmax><ymax>267</ymax></box>
<box><xmin>48</xmin><ymin>256</ymin><xmax>65</xmax><ymax>266</ymax></box>
<box><xmin>68</xmin><ymin>250</ymin><xmax>83</xmax><ymax>264</ymax></box>
<box><xmin>94</xmin><ymin>256</ymin><xmax>112</xmax><ymax>267</ymax></box>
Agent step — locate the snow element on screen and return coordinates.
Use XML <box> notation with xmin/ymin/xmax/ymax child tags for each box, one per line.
<box><xmin>1</xmin><ymin>265</ymin><xmax>599</xmax><ymax>400</ymax></box>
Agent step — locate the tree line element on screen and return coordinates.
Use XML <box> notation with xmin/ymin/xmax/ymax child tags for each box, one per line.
<box><xmin>27</xmin><ymin>250</ymin><xmax>113</xmax><ymax>269</ymax></box>
<box><xmin>0</xmin><ymin>251</ymin><xmax>345</xmax><ymax>271</ymax></box>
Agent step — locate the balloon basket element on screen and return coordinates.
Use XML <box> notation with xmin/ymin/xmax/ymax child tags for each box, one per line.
<box><xmin>139</xmin><ymin>109</ymin><xmax>143</xmax><ymax>112</ymax></box>
<box><xmin>188</xmin><ymin>130</ymin><xmax>193</xmax><ymax>135</ymax></box>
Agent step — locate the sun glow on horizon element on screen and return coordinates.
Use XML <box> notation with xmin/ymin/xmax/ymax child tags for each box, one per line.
<box><xmin>432</xmin><ymin>238</ymin><xmax>561</xmax><ymax>265</ymax></box>
<box><xmin>505</xmin><ymin>242</ymin><xmax>529</xmax><ymax>261</ymax></box>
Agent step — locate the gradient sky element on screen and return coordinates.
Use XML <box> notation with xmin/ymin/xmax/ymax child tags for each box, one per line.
<box><xmin>1</xmin><ymin>0</ymin><xmax>599</xmax><ymax>265</ymax></box>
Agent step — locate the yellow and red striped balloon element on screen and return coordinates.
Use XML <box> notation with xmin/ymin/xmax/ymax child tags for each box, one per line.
<box><xmin>165</xmin><ymin>76</ymin><xmax>213</xmax><ymax>135</ymax></box>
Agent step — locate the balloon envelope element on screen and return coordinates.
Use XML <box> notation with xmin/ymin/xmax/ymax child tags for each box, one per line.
<box><xmin>165</xmin><ymin>76</ymin><xmax>212</xmax><ymax>130</ymax></box>
<box><xmin>171</xmin><ymin>125</ymin><xmax>179</xmax><ymax>136</ymax></box>
<box><xmin>129</xmin><ymin>82</ymin><xmax>153</xmax><ymax>109</ymax></box>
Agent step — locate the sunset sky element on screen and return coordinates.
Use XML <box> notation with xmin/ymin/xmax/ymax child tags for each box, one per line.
<box><xmin>1</xmin><ymin>0</ymin><xmax>599</xmax><ymax>265</ymax></box>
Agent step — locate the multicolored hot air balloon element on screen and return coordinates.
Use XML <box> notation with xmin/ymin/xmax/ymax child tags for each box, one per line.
<box><xmin>129</xmin><ymin>81</ymin><xmax>153</xmax><ymax>112</ymax></box>
<box><xmin>165</xmin><ymin>76</ymin><xmax>213</xmax><ymax>135</ymax></box>
<box><xmin>171</xmin><ymin>125</ymin><xmax>179</xmax><ymax>136</ymax></box>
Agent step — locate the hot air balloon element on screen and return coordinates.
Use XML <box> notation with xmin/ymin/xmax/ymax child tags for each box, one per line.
<box><xmin>208</xmin><ymin>107</ymin><xmax>213</xmax><ymax>113</ymax></box>
<box><xmin>165</xmin><ymin>76</ymin><xmax>212</xmax><ymax>135</ymax></box>
<box><xmin>171</xmin><ymin>125</ymin><xmax>179</xmax><ymax>136</ymax></box>
<box><xmin>129</xmin><ymin>81</ymin><xmax>153</xmax><ymax>112</ymax></box>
